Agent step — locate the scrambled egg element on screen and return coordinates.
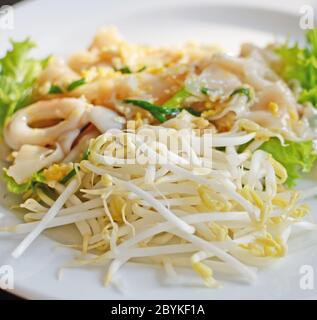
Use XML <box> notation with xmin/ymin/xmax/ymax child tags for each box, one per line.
<box><xmin>43</xmin><ymin>163</ymin><xmax>73</xmax><ymax>182</ymax></box>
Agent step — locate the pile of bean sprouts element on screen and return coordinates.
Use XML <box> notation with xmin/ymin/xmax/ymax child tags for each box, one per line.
<box><xmin>3</xmin><ymin>118</ymin><xmax>317</xmax><ymax>287</ymax></box>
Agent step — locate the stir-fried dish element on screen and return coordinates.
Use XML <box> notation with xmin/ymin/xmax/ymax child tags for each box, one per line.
<box><xmin>1</xmin><ymin>27</ymin><xmax>317</xmax><ymax>287</ymax></box>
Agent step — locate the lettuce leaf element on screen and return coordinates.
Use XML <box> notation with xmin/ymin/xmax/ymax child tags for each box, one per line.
<box><xmin>260</xmin><ymin>138</ymin><xmax>317</xmax><ymax>187</ymax></box>
<box><xmin>276</xmin><ymin>29</ymin><xmax>317</xmax><ymax>107</ymax></box>
<box><xmin>3</xmin><ymin>169</ymin><xmax>45</xmax><ymax>195</ymax></box>
<box><xmin>0</xmin><ymin>39</ymin><xmax>48</xmax><ymax>134</ymax></box>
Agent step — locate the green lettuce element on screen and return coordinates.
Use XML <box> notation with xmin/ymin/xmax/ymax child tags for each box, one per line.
<box><xmin>3</xmin><ymin>170</ymin><xmax>45</xmax><ymax>195</ymax></box>
<box><xmin>260</xmin><ymin>138</ymin><xmax>317</xmax><ymax>187</ymax></box>
<box><xmin>271</xmin><ymin>29</ymin><xmax>317</xmax><ymax>185</ymax></box>
<box><xmin>276</xmin><ymin>29</ymin><xmax>317</xmax><ymax>107</ymax></box>
<box><xmin>0</xmin><ymin>39</ymin><xmax>48</xmax><ymax>134</ymax></box>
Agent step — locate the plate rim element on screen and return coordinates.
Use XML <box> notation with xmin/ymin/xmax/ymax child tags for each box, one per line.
<box><xmin>1</xmin><ymin>0</ymin><xmax>317</xmax><ymax>300</ymax></box>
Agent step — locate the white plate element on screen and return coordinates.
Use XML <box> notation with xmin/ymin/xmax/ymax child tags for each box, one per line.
<box><xmin>1</xmin><ymin>0</ymin><xmax>317</xmax><ymax>300</ymax></box>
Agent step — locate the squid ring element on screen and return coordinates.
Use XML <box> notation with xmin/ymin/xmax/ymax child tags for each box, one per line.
<box><xmin>4</xmin><ymin>98</ymin><xmax>90</xmax><ymax>150</ymax></box>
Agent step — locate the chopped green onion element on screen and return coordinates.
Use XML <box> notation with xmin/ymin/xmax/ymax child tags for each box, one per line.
<box><xmin>82</xmin><ymin>148</ymin><xmax>90</xmax><ymax>160</ymax></box>
<box><xmin>186</xmin><ymin>108</ymin><xmax>201</xmax><ymax>117</ymax></box>
<box><xmin>137</xmin><ymin>66</ymin><xmax>146</xmax><ymax>73</ymax></box>
<box><xmin>60</xmin><ymin>149</ymin><xmax>90</xmax><ymax>184</ymax></box>
<box><xmin>200</xmin><ymin>87</ymin><xmax>209</xmax><ymax>95</ymax></box>
<box><xmin>67</xmin><ymin>78</ymin><xmax>86</xmax><ymax>91</ymax></box>
<box><xmin>124</xmin><ymin>99</ymin><xmax>199</xmax><ymax>123</ymax></box>
<box><xmin>48</xmin><ymin>85</ymin><xmax>63</xmax><ymax>94</ymax></box>
<box><xmin>162</xmin><ymin>88</ymin><xmax>191</xmax><ymax>108</ymax></box>
<box><xmin>230</xmin><ymin>87</ymin><xmax>252</xmax><ymax>102</ymax></box>
<box><xmin>60</xmin><ymin>168</ymin><xmax>76</xmax><ymax>184</ymax></box>
<box><xmin>118</xmin><ymin>66</ymin><xmax>132</xmax><ymax>74</ymax></box>
<box><xmin>123</xmin><ymin>99</ymin><xmax>177</xmax><ymax>122</ymax></box>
